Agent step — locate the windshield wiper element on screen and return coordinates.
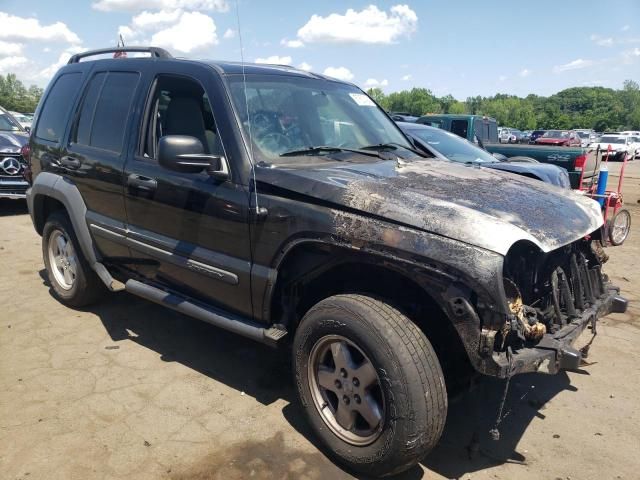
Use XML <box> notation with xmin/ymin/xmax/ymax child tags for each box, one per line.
<box><xmin>362</xmin><ymin>142</ymin><xmax>428</xmax><ymax>157</ymax></box>
<box><xmin>280</xmin><ymin>146</ymin><xmax>382</xmax><ymax>159</ymax></box>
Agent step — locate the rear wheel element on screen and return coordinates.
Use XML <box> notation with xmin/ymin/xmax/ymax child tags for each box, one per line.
<box><xmin>42</xmin><ymin>210</ymin><xmax>107</xmax><ymax>307</ymax></box>
<box><xmin>293</xmin><ymin>294</ymin><xmax>447</xmax><ymax>477</ymax></box>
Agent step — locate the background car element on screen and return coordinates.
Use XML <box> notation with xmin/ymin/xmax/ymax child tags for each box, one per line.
<box><xmin>575</xmin><ymin>129</ymin><xmax>596</xmax><ymax>147</ymax></box>
<box><xmin>529</xmin><ymin>129</ymin><xmax>546</xmax><ymax>143</ymax></box>
<box><xmin>499</xmin><ymin>127</ymin><xmax>525</xmax><ymax>143</ymax></box>
<box><xmin>8</xmin><ymin>111</ymin><xmax>32</xmax><ymax>132</ymax></box>
<box><xmin>535</xmin><ymin>129</ymin><xmax>581</xmax><ymax>146</ymax></box>
<box><xmin>398</xmin><ymin>122</ymin><xmax>571</xmax><ymax>188</ymax></box>
<box><xmin>590</xmin><ymin>134</ymin><xmax>638</xmax><ymax>160</ymax></box>
<box><xmin>389</xmin><ymin>111</ymin><xmax>418</xmax><ymax>122</ymax></box>
<box><xmin>0</xmin><ymin>106</ymin><xmax>29</xmax><ymax>199</ymax></box>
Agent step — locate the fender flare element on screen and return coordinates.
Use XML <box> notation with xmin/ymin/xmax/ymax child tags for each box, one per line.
<box><xmin>26</xmin><ymin>172</ymin><xmax>120</xmax><ymax>291</ymax></box>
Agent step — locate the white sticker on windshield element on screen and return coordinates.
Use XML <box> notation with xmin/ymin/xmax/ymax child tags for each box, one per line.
<box><xmin>349</xmin><ymin>93</ymin><xmax>376</xmax><ymax>106</ymax></box>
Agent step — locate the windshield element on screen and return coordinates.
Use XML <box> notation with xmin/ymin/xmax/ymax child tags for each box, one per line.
<box><xmin>407</xmin><ymin>126</ymin><xmax>496</xmax><ymax>163</ymax></box>
<box><xmin>542</xmin><ymin>130</ymin><xmax>569</xmax><ymax>139</ymax></box>
<box><xmin>0</xmin><ymin>113</ymin><xmax>22</xmax><ymax>132</ymax></box>
<box><xmin>600</xmin><ymin>136</ymin><xmax>625</xmax><ymax>144</ymax></box>
<box><xmin>227</xmin><ymin>74</ymin><xmax>413</xmax><ymax>163</ymax></box>
<box><xmin>577</xmin><ymin>131</ymin><xmax>590</xmax><ymax>138</ymax></box>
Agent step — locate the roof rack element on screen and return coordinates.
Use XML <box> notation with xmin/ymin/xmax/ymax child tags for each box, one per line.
<box><xmin>67</xmin><ymin>46</ymin><xmax>172</xmax><ymax>64</ymax></box>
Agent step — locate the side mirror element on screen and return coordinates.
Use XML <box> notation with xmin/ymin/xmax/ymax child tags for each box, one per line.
<box><xmin>158</xmin><ymin>135</ymin><xmax>229</xmax><ymax>180</ymax></box>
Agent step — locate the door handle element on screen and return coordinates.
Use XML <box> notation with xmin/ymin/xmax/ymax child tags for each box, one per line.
<box><xmin>59</xmin><ymin>156</ymin><xmax>81</xmax><ymax>169</ymax></box>
<box><xmin>127</xmin><ymin>173</ymin><xmax>157</xmax><ymax>191</ymax></box>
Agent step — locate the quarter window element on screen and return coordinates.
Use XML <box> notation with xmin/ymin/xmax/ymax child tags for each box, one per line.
<box><xmin>35</xmin><ymin>73</ymin><xmax>82</xmax><ymax>143</ymax></box>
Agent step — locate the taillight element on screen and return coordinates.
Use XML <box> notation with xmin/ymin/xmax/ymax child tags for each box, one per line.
<box><xmin>20</xmin><ymin>144</ymin><xmax>32</xmax><ymax>184</ymax></box>
<box><xmin>575</xmin><ymin>154</ymin><xmax>587</xmax><ymax>169</ymax></box>
<box><xmin>20</xmin><ymin>144</ymin><xmax>30</xmax><ymax>163</ymax></box>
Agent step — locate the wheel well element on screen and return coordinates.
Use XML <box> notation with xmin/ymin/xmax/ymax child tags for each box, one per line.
<box><xmin>272</xmin><ymin>242</ymin><xmax>474</xmax><ymax>388</ymax></box>
<box><xmin>33</xmin><ymin>195</ymin><xmax>66</xmax><ymax>235</ymax></box>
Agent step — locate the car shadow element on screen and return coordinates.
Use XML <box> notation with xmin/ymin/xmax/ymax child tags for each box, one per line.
<box><xmin>0</xmin><ymin>199</ymin><xmax>28</xmax><ymax>216</ymax></box>
<box><xmin>37</xmin><ymin>269</ymin><xmax>580</xmax><ymax>479</ymax></box>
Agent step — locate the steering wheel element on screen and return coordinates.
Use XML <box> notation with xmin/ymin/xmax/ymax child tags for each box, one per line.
<box><xmin>251</xmin><ymin>112</ymin><xmax>273</xmax><ymax>132</ymax></box>
<box><xmin>257</xmin><ymin>132</ymin><xmax>292</xmax><ymax>154</ymax></box>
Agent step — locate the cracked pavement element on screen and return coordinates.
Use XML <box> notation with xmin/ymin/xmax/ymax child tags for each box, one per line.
<box><xmin>1</xmin><ymin>160</ymin><xmax>639</xmax><ymax>479</ymax></box>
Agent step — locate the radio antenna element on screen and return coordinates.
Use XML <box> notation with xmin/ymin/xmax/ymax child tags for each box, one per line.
<box><xmin>234</xmin><ymin>0</ymin><xmax>259</xmax><ymax>215</ymax></box>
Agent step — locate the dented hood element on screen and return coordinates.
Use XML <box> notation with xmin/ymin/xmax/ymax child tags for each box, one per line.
<box><xmin>256</xmin><ymin>158</ymin><xmax>603</xmax><ymax>255</ymax></box>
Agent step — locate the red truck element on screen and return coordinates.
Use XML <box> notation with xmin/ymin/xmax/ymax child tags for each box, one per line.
<box><xmin>535</xmin><ymin>129</ymin><xmax>582</xmax><ymax>147</ymax></box>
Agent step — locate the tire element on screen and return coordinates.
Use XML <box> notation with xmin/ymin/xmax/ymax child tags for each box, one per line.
<box><xmin>607</xmin><ymin>209</ymin><xmax>631</xmax><ymax>246</ymax></box>
<box><xmin>42</xmin><ymin>210</ymin><xmax>107</xmax><ymax>307</ymax></box>
<box><xmin>293</xmin><ymin>294</ymin><xmax>447</xmax><ymax>477</ymax></box>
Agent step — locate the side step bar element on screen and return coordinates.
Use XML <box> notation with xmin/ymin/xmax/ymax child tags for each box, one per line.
<box><xmin>125</xmin><ymin>279</ymin><xmax>287</xmax><ymax>347</ymax></box>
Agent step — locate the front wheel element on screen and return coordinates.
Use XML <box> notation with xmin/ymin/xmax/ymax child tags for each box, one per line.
<box><xmin>293</xmin><ymin>294</ymin><xmax>447</xmax><ymax>477</ymax></box>
<box><xmin>608</xmin><ymin>209</ymin><xmax>631</xmax><ymax>246</ymax></box>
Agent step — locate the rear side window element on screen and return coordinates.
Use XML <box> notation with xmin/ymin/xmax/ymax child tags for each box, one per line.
<box><xmin>451</xmin><ymin>119</ymin><xmax>469</xmax><ymax>139</ymax></box>
<box><xmin>35</xmin><ymin>73</ymin><xmax>82</xmax><ymax>142</ymax></box>
<box><xmin>73</xmin><ymin>71</ymin><xmax>139</xmax><ymax>153</ymax></box>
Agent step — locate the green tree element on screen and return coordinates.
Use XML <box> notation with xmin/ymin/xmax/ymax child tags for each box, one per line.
<box><xmin>0</xmin><ymin>73</ymin><xmax>43</xmax><ymax>112</ymax></box>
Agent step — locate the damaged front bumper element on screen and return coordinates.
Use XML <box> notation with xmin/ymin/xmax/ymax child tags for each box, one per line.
<box><xmin>490</xmin><ymin>286</ymin><xmax>627</xmax><ymax>377</ymax></box>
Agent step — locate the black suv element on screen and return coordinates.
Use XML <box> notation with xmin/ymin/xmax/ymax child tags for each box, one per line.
<box><xmin>26</xmin><ymin>47</ymin><xmax>626</xmax><ymax>477</ymax></box>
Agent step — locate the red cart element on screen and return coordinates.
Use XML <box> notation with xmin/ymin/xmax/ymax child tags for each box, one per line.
<box><xmin>575</xmin><ymin>145</ymin><xmax>631</xmax><ymax>246</ymax></box>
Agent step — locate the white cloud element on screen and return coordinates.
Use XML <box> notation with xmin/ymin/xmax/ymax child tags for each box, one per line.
<box><xmin>38</xmin><ymin>46</ymin><xmax>86</xmax><ymax>80</ymax></box>
<box><xmin>401</xmin><ymin>74</ymin><xmax>412</xmax><ymax>81</ymax></box>
<box><xmin>0</xmin><ymin>12</ymin><xmax>80</xmax><ymax>44</ymax></box>
<box><xmin>280</xmin><ymin>38</ymin><xmax>304</xmax><ymax>48</ymax></box>
<box><xmin>323</xmin><ymin>66</ymin><xmax>354</xmax><ymax>81</ymax></box>
<box><xmin>519</xmin><ymin>68</ymin><xmax>532</xmax><ymax>77</ymax></box>
<box><xmin>0</xmin><ymin>56</ymin><xmax>28</xmax><ymax>73</ymax></box>
<box><xmin>93</xmin><ymin>0</ymin><xmax>228</xmax><ymax>12</ymax></box>
<box><xmin>553</xmin><ymin>58</ymin><xmax>594</xmax><ymax>73</ymax></box>
<box><xmin>622</xmin><ymin>25</ymin><xmax>630</xmax><ymax>32</ymax></box>
<box><xmin>0</xmin><ymin>41</ymin><xmax>23</xmax><ymax>57</ymax></box>
<box><xmin>298</xmin><ymin>61</ymin><xmax>312</xmax><ymax>71</ymax></box>
<box><xmin>297</xmin><ymin>5</ymin><xmax>417</xmax><ymax>45</ymax></box>
<box><xmin>223</xmin><ymin>28</ymin><xmax>235</xmax><ymax>39</ymax></box>
<box><xmin>132</xmin><ymin>9</ymin><xmax>182</xmax><ymax>29</ymax></box>
<box><xmin>590</xmin><ymin>34</ymin><xmax>614</xmax><ymax>47</ymax></box>
<box><xmin>364</xmin><ymin>78</ymin><xmax>388</xmax><ymax>87</ymax></box>
<box><xmin>151</xmin><ymin>11</ymin><xmax>218</xmax><ymax>53</ymax></box>
<box><xmin>255</xmin><ymin>55</ymin><xmax>292</xmax><ymax>65</ymax></box>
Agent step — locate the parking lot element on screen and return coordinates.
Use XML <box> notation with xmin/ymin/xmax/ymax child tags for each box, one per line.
<box><xmin>0</xmin><ymin>161</ymin><xmax>638</xmax><ymax>480</ymax></box>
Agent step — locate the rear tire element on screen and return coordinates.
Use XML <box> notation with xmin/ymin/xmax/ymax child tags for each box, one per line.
<box><xmin>42</xmin><ymin>210</ymin><xmax>107</xmax><ymax>307</ymax></box>
<box><xmin>293</xmin><ymin>294</ymin><xmax>447</xmax><ymax>477</ymax></box>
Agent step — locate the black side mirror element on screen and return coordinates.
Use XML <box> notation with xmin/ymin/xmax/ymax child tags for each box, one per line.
<box><xmin>157</xmin><ymin>135</ymin><xmax>229</xmax><ymax>180</ymax></box>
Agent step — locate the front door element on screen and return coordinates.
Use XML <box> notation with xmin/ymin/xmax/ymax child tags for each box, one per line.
<box><xmin>122</xmin><ymin>69</ymin><xmax>254</xmax><ymax>318</ymax></box>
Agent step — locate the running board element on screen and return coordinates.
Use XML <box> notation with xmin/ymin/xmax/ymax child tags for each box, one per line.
<box><xmin>124</xmin><ymin>279</ymin><xmax>287</xmax><ymax>347</ymax></box>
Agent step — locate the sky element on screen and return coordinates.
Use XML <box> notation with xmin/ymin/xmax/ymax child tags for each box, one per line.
<box><xmin>1</xmin><ymin>0</ymin><xmax>639</xmax><ymax>99</ymax></box>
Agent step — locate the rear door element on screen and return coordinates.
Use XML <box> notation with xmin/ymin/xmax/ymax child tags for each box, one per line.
<box><xmin>63</xmin><ymin>68</ymin><xmax>142</xmax><ymax>259</ymax></box>
<box><xmin>122</xmin><ymin>64</ymin><xmax>254</xmax><ymax>318</ymax></box>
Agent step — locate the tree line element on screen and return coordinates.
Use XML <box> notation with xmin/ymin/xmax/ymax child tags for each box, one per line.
<box><xmin>367</xmin><ymin>79</ymin><xmax>640</xmax><ymax>131</ymax></box>
<box><xmin>2</xmin><ymin>71</ymin><xmax>639</xmax><ymax>131</ymax></box>
<box><xmin>0</xmin><ymin>74</ymin><xmax>44</xmax><ymax>113</ymax></box>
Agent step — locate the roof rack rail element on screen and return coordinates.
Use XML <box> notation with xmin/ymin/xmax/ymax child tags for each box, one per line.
<box><xmin>67</xmin><ymin>46</ymin><xmax>172</xmax><ymax>64</ymax></box>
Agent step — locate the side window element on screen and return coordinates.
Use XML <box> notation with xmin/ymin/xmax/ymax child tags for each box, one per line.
<box><xmin>450</xmin><ymin>119</ymin><xmax>469</xmax><ymax>139</ymax></box>
<box><xmin>73</xmin><ymin>72</ymin><xmax>106</xmax><ymax>146</ymax></box>
<box><xmin>142</xmin><ymin>75</ymin><xmax>221</xmax><ymax>159</ymax></box>
<box><xmin>35</xmin><ymin>73</ymin><xmax>82</xmax><ymax>142</ymax></box>
<box><xmin>72</xmin><ymin>71</ymin><xmax>139</xmax><ymax>153</ymax></box>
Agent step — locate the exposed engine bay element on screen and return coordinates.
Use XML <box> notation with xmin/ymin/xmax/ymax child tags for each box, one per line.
<box><xmin>497</xmin><ymin>237</ymin><xmax>609</xmax><ymax>351</ymax></box>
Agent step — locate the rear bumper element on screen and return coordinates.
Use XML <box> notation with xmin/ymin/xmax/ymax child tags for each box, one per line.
<box><xmin>490</xmin><ymin>286</ymin><xmax>627</xmax><ymax>377</ymax></box>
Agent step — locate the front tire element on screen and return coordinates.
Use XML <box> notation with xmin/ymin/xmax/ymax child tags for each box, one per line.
<box><xmin>293</xmin><ymin>294</ymin><xmax>447</xmax><ymax>477</ymax></box>
<box><xmin>42</xmin><ymin>210</ymin><xmax>107</xmax><ymax>307</ymax></box>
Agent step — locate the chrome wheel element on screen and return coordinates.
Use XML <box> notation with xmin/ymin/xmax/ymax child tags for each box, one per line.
<box><xmin>48</xmin><ymin>229</ymin><xmax>77</xmax><ymax>290</ymax></box>
<box><xmin>609</xmin><ymin>209</ymin><xmax>631</xmax><ymax>246</ymax></box>
<box><xmin>308</xmin><ymin>335</ymin><xmax>385</xmax><ymax>446</ymax></box>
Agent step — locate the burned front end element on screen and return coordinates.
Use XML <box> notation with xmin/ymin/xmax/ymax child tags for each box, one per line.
<box><xmin>486</xmin><ymin>237</ymin><xmax>627</xmax><ymax>377</ymax></box>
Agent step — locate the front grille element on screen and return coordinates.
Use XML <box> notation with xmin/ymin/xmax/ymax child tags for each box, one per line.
<box><xmin>0</xmin><ymin>154</ymin><xmax>25</xmax><ymax>177</ymax></box>
<box><xmin>504</xmin><ymin>240</ymin><xmax>606</xmax><ymax>335</ymax></box>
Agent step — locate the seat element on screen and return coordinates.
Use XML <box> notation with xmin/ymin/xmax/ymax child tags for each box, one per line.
<box><xmin>163</xmin><ymin>96</ymin><xmax>209</xmax><ymax>153</ymax></box>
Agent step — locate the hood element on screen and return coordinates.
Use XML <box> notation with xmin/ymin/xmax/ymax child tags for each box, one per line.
<box><xmin>486</xmin><ymin>162</ymin><xmax>571</xmax><ymax>188</ymax></box>
<box><xmin>256</xmin><ymin>157</ymin><xmax>602</xmax><ymax>256</ymax></box>
<box><xmin>0</xmin><ymin>131</ymin><xmax>28</xmax><ymax>153</ymax></box>
<box><xmin>591</xmin><ymin>142</ymin><xmax>625</xmax><ymax>151</ymax></box>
